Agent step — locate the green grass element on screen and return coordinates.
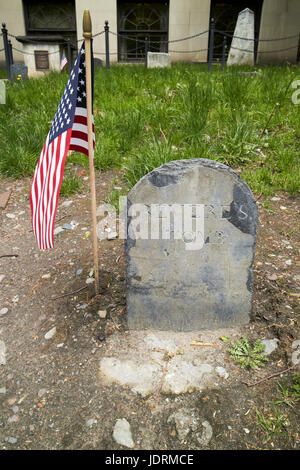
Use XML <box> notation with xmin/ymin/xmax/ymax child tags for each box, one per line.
<box><xmin>255</xmin><ymin>407</ymin><xmax>290</xmax><ymax>443</ymax></box>
<box><xmin>275</xmin><ymin>374</ymin><xmax>300</xmax><ymax>409</ymax></box>
<box><xmin>0</xmin><ymin>64</ymin><xmax>299</xmax><ymax>197</ymax></box>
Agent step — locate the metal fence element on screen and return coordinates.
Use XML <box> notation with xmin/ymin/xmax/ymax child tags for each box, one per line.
<box><xmin>1</xmin><ymin>19</ymin><xmax>300</xmax><ymax>80</ymax></box>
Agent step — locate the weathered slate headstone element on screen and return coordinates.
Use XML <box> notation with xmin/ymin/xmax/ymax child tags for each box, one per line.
<box><xmin>10</xmin><ymin>63</ymin><xmax>28</xmax><ymax>81</ymax></box>
<box><xmin>227</xmin><ymin>8</ymin><xmax>255</xmax><ymax>66</ymax></box>
<box><xmin>126</xmin><ymin>159</ymin><xmax>258</xmax><ymax>331</ymax></box>
<box><xmin>147</xmin><ymin>52</ymin><xmax>171</xmax><ymax>68</ymax></box>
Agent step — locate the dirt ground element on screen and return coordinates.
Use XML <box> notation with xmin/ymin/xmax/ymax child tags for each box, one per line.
<box><xmin>0</xmin><ymin>168</ymin><xmax>299</xmax><ymax>451</ymax></box>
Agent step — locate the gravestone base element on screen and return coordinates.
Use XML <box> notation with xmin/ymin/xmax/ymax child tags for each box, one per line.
<box><xmin>126</xmin><ymin>159</ymin><xmax>258</xmax><ymax>331</ymax></box>
<box><xmin>147</xmin><ymin>52</ymin><xmax>171</xmax><ymax>68</ymax></box>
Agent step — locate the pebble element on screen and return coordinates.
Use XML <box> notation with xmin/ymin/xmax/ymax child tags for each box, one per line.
<box><xmin>63</xmin><ymin>223</ymin><xmax>73</xmax><ymax>230</ymax></box>
<box><xmin>8</xmin><ymin>415</ymin><xmax>18</xmax><ymax>423</ymax></box>
<box><xmin>291</xmin><ymin>340</ymin><xmax>300</xmax><ymax>365</ymax></box>
<box><xmin>62</xmin><ymin>200</ymin><xmax>73</xmax><ymax>207</ymax></box>
<box><xmin>0</xmin><ymin>340</ymin><xmax>6</xmax><ymax>365</ymax></box>
<box><xmin>5</xmin><ymin>437</ymin><xmax>17</xmax><ymax>444</ymax></box>
<box><xmin>98</xmin><ymin>310</ymin><xmax>107</xmax><ymax>319</ymax></box>
<box><xmin>42</xmin><ymin>274</ymin><xmax>51</xmax><ymax>279</ymax></box>
<box><xmin>54</xmin><ymin>226</ymin><xmax>64</xmax><ymax>235</ymax></box>
<box><xmin>0</xmin><ymin>275</ymin><xmax>5</xmax><ymax>283</ymax></box>
<box><xmin>197</xmin><ymin>420</ymin><xmax>213</xmax><ymax>446</ymax></box>
<box><xmin>77</xmin><ymin>303</ymin><xmax>87</xmax><ymax>310</ymax></box>
<box><xmin>86</xmin><ymin>419</ymin><xmax>97</xmax><ymax>427</ymax></box>
<box><xmin>0</xmin><ymin>308</ymin><xmax>8</xmax><ymax>316</ymax></box>
<box><xmin>6</xmin><ymin>213</ymin><xmax>15</xmax><ymax>219</ymax></box>
<box><xmin>280</xmin><ymin>206</ymin><xmax>287</xmax><ymax>210</ymax></box>
<box><xmin>0</xmin><ymin>387</ymin><xmax>6</xmax><ymax>394</ymax></box>
<box><xmin>86</xmin><ymin>278</ymin><xmax>94</xmax><ymax>284</ymax></box>
<box><xmin>271</xmin><ymin>197</ymin><xmax>281</xmax><ymax>201</ymax></box>
<box><xmin>243</xmin><ymin>428</ymin><xmax>250</xmax><ymax>434</ymax></box>
<box><xmin>113</xmin><ymin>419</ymin><xmax>134</xmax><ymax>448</ymax></box>
<box><xmin>215</xmin><ymin>366</ymin><xmax>229</xmax><ymax>379</ymax></box>
<box><xmin>285</xmin><ymin>260</ymin><xmax>292</xmax><ymax>266</ymax></box>
<box><xmin>44</xmin><ymin>327</ymin><xmax>56</xmax><ymax>340</ymax></box>
<box><xmin>76</xmin><ymin>269</ymin><xmax>83</xmax><ymax>276</ymax></box>
<box><xmin>56</xmin><ymin>343</ymin><xmax>64</xmax><ymax>348</ymax></box>
<box><xmin>261</xmin><ymin>338</ymin><xmax>279</xmax><ymax>356</ymax></box>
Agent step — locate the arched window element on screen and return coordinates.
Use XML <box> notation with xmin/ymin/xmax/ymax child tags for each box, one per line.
<box><xmin>118</xmin><ymin>1</ymin><xmax>169</xmax><ymax>62</ymax></box>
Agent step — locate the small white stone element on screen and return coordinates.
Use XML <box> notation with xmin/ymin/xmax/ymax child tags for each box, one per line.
<box><xmin>54</xmin><ymin>226</ymin><xmax>64</xmax><ymax>235</ymax></box>
<box><xmin>56</xmin><ymin>343</ymin><xmax>64</xmax><ymax>348</ymax></box>
<box><xmin>98</xmin><ymin>310</ymin><xmax>107</xmax><ymax>319</ymax></box>
<box><xmin>86</xmin><ymin>278</ymin><xmax>95</xmax><ymax>284</ymax></box>
<box><xmin>0</xmin><ymin>275</ymin><xmax>5</xmax><ymax>283</ymax></box>
<box><xmin>0</xmin><ymin>387</ymin><xmax>6</xmax><ymax>394</ymax></box>
<box><xmin>291</xmin><ymin>340</ymin><xmax>300</xmax><ymax>365</ymax></box>
<box><xmin>113</xmin><ymin>419</ymin><xmax>134</xmax><ymax>448</ymax></box>
<box><xmin>261</xmin><ymin>338</ymin><xmax>279</xmax><ymax>356</ymax></box>
<box><xmin>42</xmin><ymin>274</ymin><xmax>51</xmax><ymax>279</ymax></box>
<box><xmin>6</xmin><ymin>213</ymin><xmax>15</xmax><ymax>219</ymax></box>
<box><xmin>44</xmin><ymin>327</ymin><xmax>56</xmax><ymax>340</ymax></box>
<box><xmin>271</xmin><ymin>197</ymin><xmax>281</xmax><ymax>201</ymax></box>
<box><xmin>243</xmin><ymin>428</ymin><xmax>250</xmax><ymax>434</ymax></box>
<box><xmin>215</xmin><ymin>366</ymin><xmax>229</xmax><ymax>379</ymax></box>
<box><xmin>86</xmin><ymin>418</ymin><xmax>97</xmax><ymax>427</ymax></box>
<box><xmin>62</xmin><ymin>200</ymin><xmax>73</xmax><ymax>207</ymax></box>
<box><xmin>285</xmin><ymin>260</ymin><xmax>292</xmax><ymax>266</ymax></box>
<box><xmin>0</xmin><ymin>340</ymin><xmax>6</xmax><ymax>365</ymax></box>
<box><xmin>0</xmin><ymin>308</ymin><xmax>8</xmax><ymax>316</ymax></box>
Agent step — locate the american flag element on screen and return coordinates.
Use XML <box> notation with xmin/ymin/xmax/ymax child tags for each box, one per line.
<box><xmin>30</xmin><ymin>42</ymin><xmax>95</xmax><ymax>250</ymax></box>
<box><xmin>60</xmin><ymin>50</ymin><xmax>68</xmax><ymax>70</ymax></box>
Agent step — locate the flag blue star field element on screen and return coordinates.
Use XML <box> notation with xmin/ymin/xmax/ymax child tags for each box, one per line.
<box><xmin>30</xmin><ymin>42</ymin><xmax>95</xmax><ymax>250</ymax></box>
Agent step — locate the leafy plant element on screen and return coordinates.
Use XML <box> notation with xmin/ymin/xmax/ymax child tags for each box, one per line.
<box><xmin>221</xmin><ymin>336</ymin><xmax>268</xmax><ymax>369</ymax></box>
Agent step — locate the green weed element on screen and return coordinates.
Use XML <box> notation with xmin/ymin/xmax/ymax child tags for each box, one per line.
<box><xmin>221</xmin><ymin>335</ymin><xmax>268</xmax><ymax>370</ymax></box>
<box><xmin>255</xmin><ymin>407</ymin><xmax>290</xmax><ymax>442</ymax></box>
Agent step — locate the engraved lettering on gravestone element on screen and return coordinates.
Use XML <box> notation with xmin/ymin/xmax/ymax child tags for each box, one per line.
<box><xmin>35</xmin><ymin>51</ymin><xmax>50</xmax><ymax>70</ymax></box>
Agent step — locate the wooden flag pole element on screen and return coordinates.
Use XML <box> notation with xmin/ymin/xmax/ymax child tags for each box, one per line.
<box><xmin>83</xmin><ymin>10</ymin><xmax>99</xmax><ymax>295</ymax></box>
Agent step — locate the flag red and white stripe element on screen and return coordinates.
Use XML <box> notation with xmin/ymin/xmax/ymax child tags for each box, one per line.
<box><xmin>30</xmin><ymin>43</ymin><xmax>94</xmax><ymax>250</ymax></box>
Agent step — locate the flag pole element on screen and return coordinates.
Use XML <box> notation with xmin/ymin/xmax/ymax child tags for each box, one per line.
<box><xmin>83</xmin><ymin>10</ymin><xmax>99</xmax><ymax>295</ymax></box>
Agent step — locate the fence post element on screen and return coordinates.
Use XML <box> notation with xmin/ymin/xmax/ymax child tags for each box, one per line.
<box><xmin>145</xmin><ymin>36</ymin><xmax>149</xmax><ymax>68</ymax></box>
<box><xmin>208</xmin><ymin>17</ymin><xmax>215</xmax><ymax>72</ymax></box>
<box><xmin>104</xmin><ymin>20</ymin><xmax>110</xmax><ymax>70</ymax></box>
<box><xmin>1</xmin><ymin>23</ymin><xmax>11</xmax><ymax>80</ymax></box>
<box><xmin>221</xmin><ymin>35</ymin><xmax>227</xmax><ymax>71</ymax></box>
<box><xmin>8</xmin><ymin>39</ymin><xmax>13</xmax><ymax>66</ymax></box>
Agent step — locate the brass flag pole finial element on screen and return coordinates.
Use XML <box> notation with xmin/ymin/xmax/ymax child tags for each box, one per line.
<box><xmin>83</xmin><ymin>9</ymin><xmax>92</xmax><ymax>38</ymax></box>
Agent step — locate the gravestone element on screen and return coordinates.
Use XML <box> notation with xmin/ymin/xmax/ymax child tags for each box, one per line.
<box><xmin>147</xmin><ymin>52</ymin><xmax>171</xmax><ymax>68</ymax></box>
<box><xmin>227</xmin><ymin>8</ymin><xmax>255</xmax><ymax>66</ymax></box>
<box><xmin>93</xmin><ymin>58</ymin><xmax>103</xmax><ymax>68</ymax></box>
<box><xmin>10</xmin><ymin>63</ymin><xmax>28</xmax><ymax>81</ymax></box>
<box><xmin>126</xmin><ymin>159</ymin><xmax>258</xmax><ymax>331</ymax></box>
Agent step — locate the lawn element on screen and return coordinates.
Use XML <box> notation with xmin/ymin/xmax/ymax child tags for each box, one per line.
<box><xmin>0</xmin><ymin>63</ymin><xmax>299</xmax><ymax>197</ymax></box>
